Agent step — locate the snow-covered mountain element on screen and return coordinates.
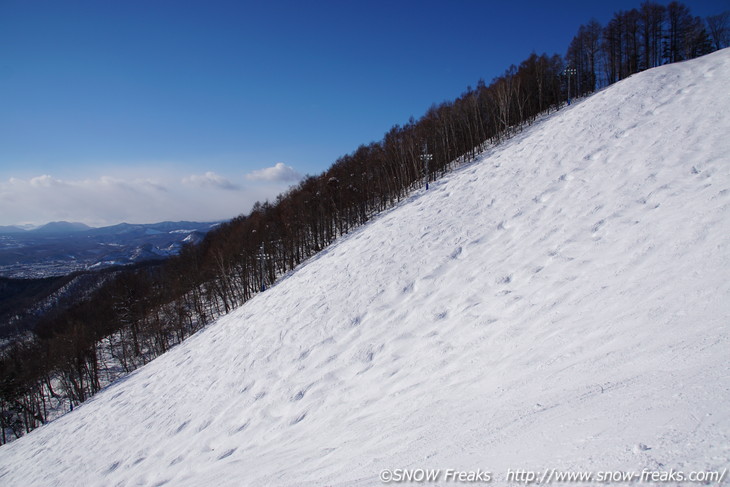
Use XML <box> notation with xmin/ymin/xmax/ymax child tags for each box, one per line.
<box><xmin>0</xmin><ymin>221</ymin><xmax>218</xmax><ymax>278</ymax></box>
<box><xmin>1</xmin><ymin>50</ymin><xmax>728</xmax><ymax>486</ymax></box>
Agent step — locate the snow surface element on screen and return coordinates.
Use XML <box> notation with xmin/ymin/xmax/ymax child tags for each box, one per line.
<box><xmin>1</xmin><ymin>50</ymin><xmax>729</xmax><ymax>486</ymax></box>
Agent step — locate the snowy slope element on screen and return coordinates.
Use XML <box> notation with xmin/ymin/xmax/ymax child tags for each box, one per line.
<box><xmin>1</xmin><ymin>50</ymin><xmax>729</xmax><ymax>486</ymax></box>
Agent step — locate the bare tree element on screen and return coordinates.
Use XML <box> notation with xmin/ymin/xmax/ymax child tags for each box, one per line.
<box><xmin>706</xmin><ymin>12</ymin><xmax>729</xmax><ymax>50</ymax></box>
<box><xmin>640</xmin><ymin>1</ymin><xmax>666</xmax><ymax>69</ymax></box>
<box><xmin>665</xmin><ymin>1</ymin><xmax>693</xmax><ymax>63</ymax></box>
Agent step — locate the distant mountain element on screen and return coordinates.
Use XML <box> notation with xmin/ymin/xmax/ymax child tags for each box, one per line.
<box><xmin>30</xmin><ymin>221</ymin><xmax>91</xmax><ymax>234</ymax></box>
<box><xmin>0</xmin><ymin>225</ymin><xmax>26</xmax><ymax>234</ymax></box>
<box><xmin>84</xmin><ymin>221</ymin><xmax>214</xmax><ymax>237</ymax></box>
<box><xmin>0</xmin><ymin>220</ymin><xmax>220</xmax><ymax>278</ymax></box>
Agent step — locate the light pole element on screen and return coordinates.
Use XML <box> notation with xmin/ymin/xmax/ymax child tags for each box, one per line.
<box><xmin>563</xmin><ymin>67</ymin><xmax>577</xmax><ymax>105</ymax></box>
<box><xmin>256</xmin><ymin>241</ymin><xmax>266</xmax><ymax>292</ymax></box>
<box><xmin>420</xmin><ymin>143</ymin><xmax>432</xmax><ymax>190</ymax></box>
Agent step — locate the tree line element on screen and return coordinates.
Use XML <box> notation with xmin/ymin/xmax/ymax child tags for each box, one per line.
<box><xmin>1</xmin><ymin>0</ymin><xmax>727</xmax><ymax>445</ymax></box>
<box><xmin>567</xmin><ymin>1</ymin><xmax>726</xmax><ymax>96</ymax></box>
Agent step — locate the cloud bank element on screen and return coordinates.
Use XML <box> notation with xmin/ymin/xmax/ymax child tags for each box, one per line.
<box><xmin>0</xmin><ymin>165</ymin><xmax>302</xmax><ymax>227</ymax></box>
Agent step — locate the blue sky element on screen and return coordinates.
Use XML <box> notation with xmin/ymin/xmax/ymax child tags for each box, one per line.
<box><xmin>1</xmin><ymin>0</ymin><xmax>726</xmax><ymax>226</ymax></box>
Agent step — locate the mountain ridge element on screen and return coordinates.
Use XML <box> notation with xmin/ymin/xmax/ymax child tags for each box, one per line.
<box><xmin>0</xmin><ymin>220</ymin><xmax>220</xmax><ymax>278</ymax></box>
<box><xmin>28</xmin><ymin>221</ymin><xmax>91</xmax><ymax>234</ymax></box>
<box><xmin>0</xmin><ymin>220</ymin><xmax>219</xmax><ymax>235</ymax></box>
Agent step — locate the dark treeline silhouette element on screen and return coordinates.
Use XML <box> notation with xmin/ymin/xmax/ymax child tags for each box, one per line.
<box><xmin>0</xmin><ymin>266</ymin><xmax>145</xmax><ymax>340</ymax></box>
<box><xmin>1</xmin><ymin>1</ymin><xmax>727</xmax><ymax>445</ymax></box>
<box><xmin>567</xmin><ymin>1</ymin><xmax>723</xmax><ymax>96</ymax></box>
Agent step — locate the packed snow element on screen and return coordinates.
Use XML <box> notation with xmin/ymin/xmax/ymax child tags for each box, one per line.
<box><xmin>1</xmin><ymin>50</ymin><xmax>729</xmax><ymax>486</ymax></box>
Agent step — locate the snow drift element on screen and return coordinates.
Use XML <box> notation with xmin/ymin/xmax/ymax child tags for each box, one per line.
<box><xmin>1</xmin><ymin>50</ymin><xmax>729</xmax><ymax>486</ymax></box>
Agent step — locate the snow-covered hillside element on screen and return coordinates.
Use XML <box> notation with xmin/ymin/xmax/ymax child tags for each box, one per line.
<box><xmin>1</xmin><ymin>50</ymin><xmax>729</xmax><ymax>486</ymax></box>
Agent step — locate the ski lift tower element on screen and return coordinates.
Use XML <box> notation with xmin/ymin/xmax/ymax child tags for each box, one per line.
<box><xmin>420</xmin><ymin>143</ymin><xmax>432</xmax><ymax>190</ymax></box>
<box><xmin>563</xmin><ymin>67</ymin><xmax>577</xmax><ymax>105</ymax></box>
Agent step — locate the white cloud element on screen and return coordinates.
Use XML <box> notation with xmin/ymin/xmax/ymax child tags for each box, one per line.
<box><xmin>30</xmin><ymin>174</ymin><xmax>65</xmax><ymax>187</ymax></box>
<box><xmin>245</xmin><ymin>162</ymin><xmax>302</xmax><ymax>182</ymax></box>
<box><xmin>182</xmin><ymin>171</ymin><xmax>239</xmax><ymax>190</ymax></box>
<box><xmin>138</xmin><ymin>179</ymin><xmax>168</xmax><ymax>192</ymax></box>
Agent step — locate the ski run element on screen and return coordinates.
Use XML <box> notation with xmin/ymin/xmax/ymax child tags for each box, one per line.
<box><xmin>1</xmin><ymin>49</ymin><xmax>729</xmax><ymax>487</ymax></box>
